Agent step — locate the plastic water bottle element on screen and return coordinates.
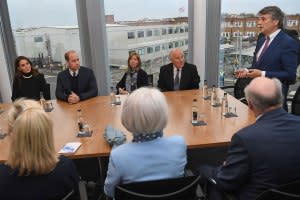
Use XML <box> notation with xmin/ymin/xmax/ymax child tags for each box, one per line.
<box><xmin>192</xmin><ymin>99</ymin><xmax>198</xmax><ymax>124</ymax></box>
<box><xmin>40</xmin><ymin>92</ymin><xmax>46</xmax><ymax>108</ymax></box>
<box><xmin>110</xmin><ymin>86</ymin><xmax>116</xmax><ymax>106</ymax></box>
<box><xmin>211</xmin><ymin>85</ymin><xmax>217</xmax><ymax>106</ymax></box>
<box><xmin>202</xmin><ymin>80</ymin><xmax>208</xmax><ymax>98</ymax></box>
<box><xmin>222</xmin><ymin>92</ymin><xmax>229</xmax><ymax>115</ymax></box>
<box><xmin>77</xmin><ymin>109</ymin><xmax>84</xmax><ymax>132</ymax></box>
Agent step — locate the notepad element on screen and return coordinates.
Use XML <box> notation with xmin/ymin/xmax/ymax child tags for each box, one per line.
<box><xmin>58</xmin><ymin>142</ymin><xmax>81</xmax><ymax>154</ymax></box>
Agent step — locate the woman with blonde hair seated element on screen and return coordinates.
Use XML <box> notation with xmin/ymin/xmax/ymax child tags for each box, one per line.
<box><xmin>104</xmin><ymin>87</ymin><xmax>187</xmax><ymax>198</ymax></box>
<box><xmin>0</xmin><ymin>99</ymin><xmax>79</xmax><ymax>199</ymax></box>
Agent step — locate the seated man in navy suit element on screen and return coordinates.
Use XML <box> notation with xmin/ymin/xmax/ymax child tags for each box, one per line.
<box><xmin>55</xmin><ymin>50</ymin><xmax>98</xmax><ymax>104</ymax></box>
<box><xmin>157</xmin><ymin>48</ymin><xmax>200</xmax><ymax>91</ymax></box>
<box><xmin>235</xmin><ymin>6</ymin><xmax>299</xmax><ymax>110</ymax></box>
<box><xmin>199</xmin><ymin>77</ymin><xmax>300</xmax><ymax>200</ymax></box>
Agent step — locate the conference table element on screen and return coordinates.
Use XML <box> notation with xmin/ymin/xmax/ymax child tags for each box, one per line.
<box><xmin>0</xmin><ymin>88</ymin><xmax>256</xmax><ymax>163</ymax></box>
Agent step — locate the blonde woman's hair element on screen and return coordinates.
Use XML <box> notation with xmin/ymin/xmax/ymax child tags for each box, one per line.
<box><xmin>7</xmin><ymin>99</ymin><xmax>58</xmax><ymax>175</ymax></box>
<box><xmin>121</xmin><ymin>87</ymin><xmax>168</xmax><ymax>134</ymax></box>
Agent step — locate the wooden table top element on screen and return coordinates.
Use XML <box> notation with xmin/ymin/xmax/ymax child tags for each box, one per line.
<box><xmin>0</xmin><ymin>89</ymin><xmax>255</xmax><ymax>162</ymax></box>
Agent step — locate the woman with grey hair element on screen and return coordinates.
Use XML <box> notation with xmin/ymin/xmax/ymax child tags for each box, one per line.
<box><xmin>104</xmin><ymin>87</ymin><xmax>187</xmax><ymax>198</ymax></box>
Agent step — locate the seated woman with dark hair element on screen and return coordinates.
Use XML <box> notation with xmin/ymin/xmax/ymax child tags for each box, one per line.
<box><xmin>11</xmin><ymin>56</ymin><xmax>50</xmax><ymax>101</ymax></box>
<box><xmin>104</xmin><ymin>88</ymin><xmax>187</xmax><ymax>198</ymax></box>
<box><xmin>116</xmin><ymin>52</ymin><xmax>148</xmax><ymax>94</ymax></box>
<box><xmin>0</xmin><ymin>99</ymin><xmax>79</xmax><ymax>199</ymax></box>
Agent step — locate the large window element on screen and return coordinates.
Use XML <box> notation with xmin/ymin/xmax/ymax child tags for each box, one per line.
<box><xmin>7</xmin><ymin>0</ymin><xmax>80</xmax><ymax>98</ymax></box>
<box><xmin>220</xmin><ymin>0</ymin><xmax>300</xmax><ymax>89</ymax></box>
<box><xmin>104</xmin><ymin>0</ymin><xmax>188</xmax><ymax>87</ymax></box>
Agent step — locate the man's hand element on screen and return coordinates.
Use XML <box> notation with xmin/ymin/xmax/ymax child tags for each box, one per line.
<box><xmin>68</xmin><ymin>92</ymin><xmax>80</xmax><ymax>104</ymax></box>
<box><xmin>119</xmin><ymin>88</ymin><xmax>129</xmax><ymax>95</ymax></box>
<box><xmin>247</xmin><ymin>69</ymin><xmax>262</xmax><ymax>78</ymax></box>
<box><xmin>234</xmin><ymin>69</ymin><xmax>248</xmax><ymax>78</ymax></box>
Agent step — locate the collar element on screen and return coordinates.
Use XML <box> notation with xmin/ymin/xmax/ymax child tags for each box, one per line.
<box><xmin>256</xmin><ymin>107</ymin><xmax>285</xmax><ymax>121</ymax></box>
<box><xmin>173</xmin><ymin>65</ymin><xmax>182</xmax><ymax>72</ymax></box>
<box><xmin>132</xmin><ymin>131</ymin><xmax>163</xmax><ymax>143</ymax></box>
<box><xmin>267</xmin><ymin>29</ymin><xmax>281</xmax><ymax>43</ymax></box>
<box><xmin>69</xmin><ymin>69</ymin><xmax>79</xmax><ymax>77</ymax></box>
<box><xmin>256</xmin><ymin>113</ymin><xmax>263</xmax><ymax>121</ymax></box>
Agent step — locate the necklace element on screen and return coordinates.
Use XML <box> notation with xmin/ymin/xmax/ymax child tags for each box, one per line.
<box><xmin>22</xmin><ymin>74</ymin><xmax>32</xmax><ymax>79</ymax></box>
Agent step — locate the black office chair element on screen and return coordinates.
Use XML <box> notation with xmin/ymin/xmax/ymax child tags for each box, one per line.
<box><xmin>45</xmin><ymin>83</ymin><xmax>51</xmax><ymax>100</ymax></box>
<box><xmin>221</xmin><ymin>78</ymin><xmax>252</xmax><ymax>104</ymax></box>
<box><xmin>256</xmin><ymin>180</ymin><xmax>300</xmax><ymax>200</ymax></box>
<box><xmin>73</xmin><ymin>157</ymin><xmax>107</xmax><ymax>200</ymax></box>
<box><xmin>114</xmin><ymin>175</ymin><xmax>203</xmax><ymax>200</ymax></box>
<box><xmin>61</xmin><ymin>190</ymin><xmax>75</xmax><ymax>200</ymax></box>
<box><xmin>289</xmin><ymin>85</ymin><xmax>300</xmax><ymax>116</ymax></box>
<box><xmin>204</xmin><ymin>178</ymin><xmax>300</xmax><ymax>200</ymax></box>
<box><xmin>147</xmin><ymin>74</ymin><xmax>154</xmax><ymax>87</ymax></box>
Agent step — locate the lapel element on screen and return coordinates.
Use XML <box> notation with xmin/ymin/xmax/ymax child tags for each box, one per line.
<box><xmin>64</xmin><ymin>70</ymin><xmax>72</xmax><ymax>89</ymax></box>
<box><xmin>77</xmin><ymin>67</ymin><xmax>83</xmax><ymax>92</ymax></box>
<box><xmin>256</xmin><ymin>30</ymin><xmax>283</xmax><ymax>66</ymax></box>
<box><xmin>180</xmin><ymin>63</ymin><xmax>187</xmax><ymax>88</ymax></box>
<box><xmin>167</xmin><ymin>64</ymin><xmax>174</xmax><ymax>89</ymax></box>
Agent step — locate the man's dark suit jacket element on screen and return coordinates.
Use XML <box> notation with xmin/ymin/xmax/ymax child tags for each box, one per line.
<box><xmin>55</xmin><ymin>66</ymin><xmax>98</xmax><ymax>101</ymax></box>
<box><xmin>252</xmin><ymin>30</ymin><xmax>298</xmax><ymax>97</ymax></box>
<box><xmin>214</xmin><ymin>108</ymin><xmax>300</xmax><ymax>200</ymax></box>
<box><xmin>252</xmin><ymin>30</ymin><xmax>298</xmax><ymax>83</ymax></box>
<box><xmin>157</xmin><ymin>62</ymin><xmax>200</xmax><ymax>91</ymax></box>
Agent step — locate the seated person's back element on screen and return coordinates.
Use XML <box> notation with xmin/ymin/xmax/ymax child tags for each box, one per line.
<box><xmin>0</xmin><ymin>99</ymin><xmax>79</xmax><ymax>200</ymax></box>
<box><xmin>104</xmin><ymin>88</ymin><xmax>187</xmax><ymax>198</ymax></box>
<box><xmin>199</xmin><ymin>77</ymin><xmax>300</xmax><ymax>200</ymax></box>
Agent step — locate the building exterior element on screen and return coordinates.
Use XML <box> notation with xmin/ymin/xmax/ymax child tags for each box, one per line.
<box><xmin>14</xmin><ymin>17</ymin><xmax>189</xmax><ymax>71</ymax></box>
<box><xmin>221</xmin><ymin>14</ymin><xmax>300</xmax><ymax>41</ymax></box>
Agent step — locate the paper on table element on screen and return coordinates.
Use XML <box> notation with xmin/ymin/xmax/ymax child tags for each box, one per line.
<box><xmin>58</xmin><ymin>142</ymin><xmax>81</xmax><ymax>154</ymax></box>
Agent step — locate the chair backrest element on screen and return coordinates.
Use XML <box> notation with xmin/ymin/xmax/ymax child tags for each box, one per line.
<box><xmin>61</xmin><ymin>190</ymin><xmax>74</xmax><ymax>200</ymax></box>
<box><xmin>256</xmin><ymin>180</ymin><xmax>300</xmax><ymax>200</ymax></box>
<box><xmin>291</xmin><ymin>85</ymin><xmax>300</xmax><ymax>116</ymax></box>
<box><xmin>45</xmin><ymin>83</ymin><xmax>51</xmax><ymax>100</ymax></box>
<box><xmin>147</xmin><ymin>74</ymin><xmax>154</xmax><ymax>87</ymax></box>
<box><xmin>115</xmin><ymin>175</ymin><xmax>201</xmax><ymax>200</ymax></box>
<box><xmin>233</xmin><ymin>78</ymin><xmax>252</xmax><ymax>100</ymax></box>
<box><xmin>221</xmin><ymin>78</ymin><xmax>252</xmax><ymax>104</ymax></box>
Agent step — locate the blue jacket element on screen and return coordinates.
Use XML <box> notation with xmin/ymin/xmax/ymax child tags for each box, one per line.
<box><xmin>252</xmin><ymin>30</ymin><xmax>298</xmax><ymax>84</ymax></box>
<box><xmin>215</xmin><ymin>108</ymin><xmax>300</xmax><ymax>200</ymax></box>
<box><xmin>104</xmin><ymin>135</ymin><xmax>187</xmax><ymax>198</ymax></box>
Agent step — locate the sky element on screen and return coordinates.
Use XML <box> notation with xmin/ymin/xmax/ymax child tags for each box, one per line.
<box><xmin>7</xmin><ymin>0</ymin><xmax>300</xmax><ymax>28</ymax></box>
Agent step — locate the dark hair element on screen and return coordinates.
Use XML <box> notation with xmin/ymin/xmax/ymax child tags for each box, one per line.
<box><xmin>14</xmin><ymin>56</ymin><xmax>39</xmax><ymax>86</ymax></box>
<box><xmin>258</xmin><ymin>6</ymin><xmax>285</xmax><ymax>29</ymax></box>
<box><xmin>64</xmin><ymin>50</ymin><xmax>76</xmax><ymax>61</ymax></box>
<box><xmin>127</xmin><ymin>52</ymin><xmax>141</xmax><ymax>71</ymax></box>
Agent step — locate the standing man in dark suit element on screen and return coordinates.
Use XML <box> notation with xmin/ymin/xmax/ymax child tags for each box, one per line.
<box><xmin>55</xmin><ymin>50</ymin><xmax>98</xmax><ymax>104</ymax></box>
<box><xmin>235</xmin><ymin>6</ymin><xmax>298</xmax><ymax>110</ymax></box>
<box><xmin>157</xmin><ymin>48</ymin><xmax>200</xmax><ymax>91</ymax></box>
<box><xmin>199</xmin><ymin>77</ymin><xmax>300</xmax><ymax>200</ymax></box>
